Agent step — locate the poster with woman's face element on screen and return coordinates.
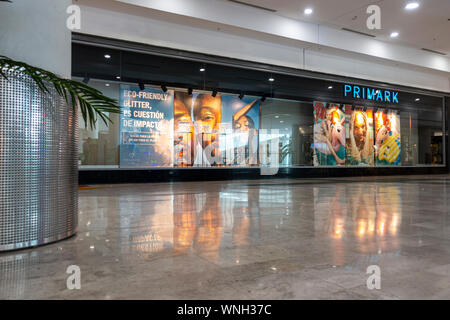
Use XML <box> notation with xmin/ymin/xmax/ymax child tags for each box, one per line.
<box><xmin>192</xmin><ymin>93</ymin><xmax>222</xmax><ymax>166</ymax></box>
<box><xmin>345</xmin><ymin>105</ymin><xmax>374</xmax><ymax>166</ymax></box>
<box><xmin>313</xmin><ymin>101</ymin><xmax>346</xmax><ymax>166</ymax></box>
<box><xmin>221</xmin><ymin>96</ymin><xmax>260</xmax><ymax>166</ymax></box>
<box><xmin>173</xmin><ymin>92</ymin><xmax>222</xmax><ymax>167</ymax></box>
<box><xmin>374</xmin><ymin>109</ymin><xmax>401</xmax><ymax>165</ymax></box>
<box><xmin>173</xmin><ymin>91</ymin><xmax>195</xmax><ymax>166</ymax></box>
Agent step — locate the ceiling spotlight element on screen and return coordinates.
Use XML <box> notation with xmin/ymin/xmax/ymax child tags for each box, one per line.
<box><xmin>239</xmin><ymin>92</ymin><xmax>244</xmax><ymax>100</ymax></box>
<box><xmin>268</xmin><ymin>77</ymin><xmax>275</xmax><ymax>82</ymax></box>
<box><xmin>212</xmin><ymin>89</ymin><xmax>218</xmax><ymax>97</ymax></box>
<box><xmin>82</xmin><ymin>76</ymin><xmax>90</xmax><ymax>84</ymax></box>
<box><xmin>188</xmin><ymin>88</ymin><xmax>193</xmax><ymax>95</ymax></box>
<box><xmin>104</xmin><ymin>54</ymin><xmax>111</xmax><ymax>59</ymax></box>
<box><xmin>116</xmin><ymin>76</ymin><xmax>121</xmax><ymax>80</ymax></box>
<box><xmin>105</xmin><ymin>83</ymin><xmax>110</xmax><ymax>87</ymax></box>
<box><xmin>328</xmin><ymin>86</ymin><xmax>333</xmax><ymax>89</ymax></box>
<box><xmin>161</xmin><ymin>85</ymin><xmax>168</xmax><ymax>92</ymax></box>
<box><xmin>415</xmin><ymin>98</ymin><xmax>420</xmax><ymax>102</ymax></box>
<box><xmin>304</xmin><ymin>8</ymin><xmax>313</xmax><ymax>15</ymax></box>
<box><xmin>390</xmin><ymin>31</ymin><xmax>399</xmax><ymax>38</ymax></box>
<box><xmin>405</xmin><ymin>2</ymin><xmax>419</xmax><ymax>10</ymax></box>
<box><xmin>138</xmin><ymin>82</ymin><xmax>145</xmax><ymax>90</ymax></box>
<box><xmin>200</xmin><ymin>67</ymin><xmax>206</xmax><ymax>72</ymax></box>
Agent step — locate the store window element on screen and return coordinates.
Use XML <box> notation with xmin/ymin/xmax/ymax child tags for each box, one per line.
<box><xmin>72</xmin><ymin>42</ymin><xmax>445</xmax><ymax>170</ymax></box>
<box><xmin>260</xmin><ymin>99</ymin><xmax>313</xmax><ymax>166</ymax></box>
<box><xmin>78</xmin><ymin>80</ymin><xmax>120</xmax><ymax>167</ymax></box>
<box><xmin>77</xmin><ymin>81</ymin><xmax>444</xmax><ymax>169</ymax></box>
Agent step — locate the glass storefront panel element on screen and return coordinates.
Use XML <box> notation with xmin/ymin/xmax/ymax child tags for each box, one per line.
<box><xmin>260</xmin><ymin>99</ymin><xmax>313</xmax><ymax>167</ymax></box>
<box><xmin>78</xmin><ymin>80</ymin><xmax>120</xmax><ymax>167</ymax></box>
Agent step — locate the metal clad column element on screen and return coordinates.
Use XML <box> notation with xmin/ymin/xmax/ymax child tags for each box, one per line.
<box><xmin>0</xmin><ymin>69</ymin><xmax>78</xmax><ymax>251</ymax></box>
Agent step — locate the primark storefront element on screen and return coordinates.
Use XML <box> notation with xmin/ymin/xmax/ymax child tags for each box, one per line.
<box><xmin>73</xmin><ymin>34</ymin><xmax>449</xmax><ymax>184</ymax></box>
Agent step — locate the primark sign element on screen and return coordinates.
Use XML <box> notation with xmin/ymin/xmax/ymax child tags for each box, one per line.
<box><xmin>343</xmin><ymin>84</ymin><xmax>399</xmax><ymax>104</ymax></box>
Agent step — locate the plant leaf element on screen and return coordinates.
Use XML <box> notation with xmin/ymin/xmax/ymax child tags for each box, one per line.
<box><xmin>0</xmin><ymin>55</ymin><xmax>121</xmax><ymax>129</ymax></box>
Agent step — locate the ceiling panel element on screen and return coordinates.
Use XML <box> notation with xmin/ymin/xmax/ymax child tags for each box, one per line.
<box><xmin>221</xmin><ymin>0</ymin><xmax>450</xmax><ymax>55</ymax></box>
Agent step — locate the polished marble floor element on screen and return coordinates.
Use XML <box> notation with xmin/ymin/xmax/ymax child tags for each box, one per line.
<box><xmin>1</xmin><ymin>175</ymin><xmax>450</xmax><ymax>299</ymax></box>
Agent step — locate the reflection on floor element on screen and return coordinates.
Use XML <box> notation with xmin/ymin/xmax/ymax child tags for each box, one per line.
<box><xmin>1</xmin><ymin>175</ymin><xmax>450</xmax><ymax>299</ymax></box>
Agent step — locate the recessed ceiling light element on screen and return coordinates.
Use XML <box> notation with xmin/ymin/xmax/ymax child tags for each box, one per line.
<box><xmin>275</xmin><ymin>115</ymin><xmax>279</xmax><ymax>118</ymax></box>
<box><xmin>405</xmin><ymin>2</ymin><xmax>419</xmax><ymax>10</ymax></box>
<box><xmin>105</xmin><ymin>83</ymin><xmax>110</xmax><ymax>87</ymax></box>
<box><xmin>328</xmin><ymin>86</ymin><xmax>333</xmax><ymax>89</ymax></box>
<box><xmin>268</xmin><ymin>77</ymin><xmax>275</xmax><ymax>82</ymax></box>
<box><xmin>104</xmin><ymin>54</ymin><xmax>111</xmax><ymax>59</ymax></box>
<box><xmin>390</xmin><ymin>31</ymin><xmax>399</xmax><ymax>38</ymax></box>
<box><xmin>415</xmin><ymin>98</ymin><xmax>420</xmax><ymax>101</ymax></box>
<box><xmin>116</xmin><ymin>76</ymin><xmax>121</xmax><ymax>80</ymax></box>
<box><xmin>304</xmin><ymin>8</ymin><xmax>313</xmax><ymax>15</ymax></box>
<box><xmin>199</xmin><ymin>68</ymin><xmax>205</xmax><ymax>72</ymax></box>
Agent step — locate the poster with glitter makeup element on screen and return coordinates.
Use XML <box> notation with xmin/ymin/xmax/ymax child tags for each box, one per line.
<box><xmin>120</xmin><ymin>85</ymin><xmax>174</xmax><ymax>167</ymax></box>
<box><xmin>313</xmin><ymin>101</ymin><xmax>346</xmax><ymax>166</ymax></box>
<box><xmin>345</xmin><ymin>105</ymin><xmax>374</xmax><ymax>166</ymax></box>
<box><xmin>374</xmin><ymin>109</ymin><xmax>401</xmax><ymax>166</ymax></box>
<box><xmin>221</xmin><ymin>95</ymin><xmax>260</xmax><ymax>166</ymax></box>
<box><xmin>173</xmin><ymin>92</ymin><xmax>222</xmax><ymax>167</ymax></box>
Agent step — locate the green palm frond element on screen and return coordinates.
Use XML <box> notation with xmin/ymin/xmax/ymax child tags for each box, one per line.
<box><xmin>0</xmin><ymin>55</ymin><xmax>121</xmax><ymax>129</ymax></box>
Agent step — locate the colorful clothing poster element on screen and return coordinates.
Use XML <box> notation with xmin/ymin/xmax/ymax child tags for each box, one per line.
<box><xmin>120</xmin><ymin>85</ymin><xmax>174</xmax><ymax>167</ymax></box>
<box><xmin>345</xmin><ymin>105</ymin><xmax>374</xmax><ymax>166</ymax></box>
<box><xmin>173</xmin><ymin>92</ymin><xmax>222</xmax><ymax>167</ymax></box>
<box><xmin>313</xmin><ymin>101</ymin><xmax>346</xmax><ymax>166</ymax></box>
<box><xmin>374</xmin><ymin>109</ymin><xmax>401</xmax><ymax>165</ymax></box>
<box><xmin>221</xmin><ymin>96</ymin><xmax>260</xmax><ymax>166</ymax></box>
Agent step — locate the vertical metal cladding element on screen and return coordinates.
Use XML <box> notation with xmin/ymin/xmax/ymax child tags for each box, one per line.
<box><xmin>0</xmin><ymin>69</ymin><xmax>78</xmax><ymax>251</ymax></box>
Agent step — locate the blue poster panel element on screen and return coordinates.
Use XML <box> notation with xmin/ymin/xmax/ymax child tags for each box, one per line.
<box><xmin>120</xmin><ymin>85</ymin><xmax>174</xmax><ymax>167</ymax></box>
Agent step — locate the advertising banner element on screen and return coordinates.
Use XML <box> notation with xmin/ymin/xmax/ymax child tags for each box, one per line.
<box><xmin>173</xmin><ymin>91</ymin><xmax>195</xmax><ymax>167</ymax></box>
<box><xmin>313</xmin><ymin>101</ymin><xmax>346</xmax><ymax>166</ymax></box>
<box><xmin>374</xmin><ymin>109</ymin><xmax>401</xmax><ymax>165</ymax></box>
<box><xmin>120</xmin><ymin>85</ymin><xmax>174</xmax><ymax>167</ymax></box>
<box><xmin>173</xmin><ymin>92</ymin><xmax>261</xmax><ymax>167</ymax></box>
<box><xmin>173</xmin><ymin>92</ymin><xmax>222</xmax><ymax>167</ymax></box>
<box><xmin>345</xmin><ymin>105</ymin><xmax>374</xmax><ymax>166</ymax></box>
<box><xmin>221</xmin><ymin>96</ymin><xmax>260</xmax><ymax>166</ymax></box>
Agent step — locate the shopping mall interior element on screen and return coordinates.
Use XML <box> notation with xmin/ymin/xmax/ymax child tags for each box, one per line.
<box><xmin>1</xmin><ymin>0</ymin><xmax>450</xmax><ymax>303</ymax></box>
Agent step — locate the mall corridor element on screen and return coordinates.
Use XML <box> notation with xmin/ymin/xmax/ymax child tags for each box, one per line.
<box><xmin>1</xmin><ymin>175</ymin><xmax>450</xmax><ymax>299</ymax></box>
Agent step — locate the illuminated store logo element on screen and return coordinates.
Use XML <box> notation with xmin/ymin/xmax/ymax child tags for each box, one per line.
<box><xmin>344</xmin><ymin>85</ymin><xmax>399</xmax><ymax>104</ymax></box>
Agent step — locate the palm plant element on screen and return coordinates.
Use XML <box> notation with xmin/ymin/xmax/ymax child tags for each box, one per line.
<box><xmin>0</xmin><ymin>55</ymin><xmax>120</xmax><ymax>129</ymax></box>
